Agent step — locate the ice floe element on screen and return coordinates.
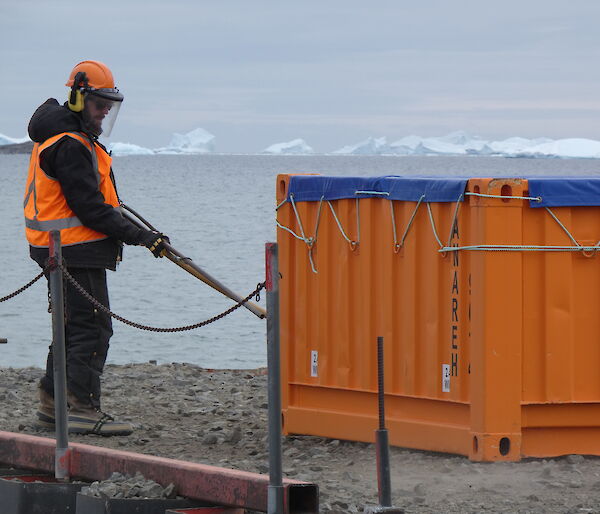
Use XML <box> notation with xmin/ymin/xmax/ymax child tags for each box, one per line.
<box><xmin>0</xmin><ymin>133</ymin><xmax>29</xmax><ymax>145</ymax></box>
<box><xmin>263</xmin><ymin>139</ymin><xmax>314</xmax><ymax>155</ymax></box>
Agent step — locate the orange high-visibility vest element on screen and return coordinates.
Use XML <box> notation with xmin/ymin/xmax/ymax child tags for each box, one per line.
<box><xmin>23</xmin><ymin>132</ymin><xmax>120</xmax><ymax>247</ymax></box>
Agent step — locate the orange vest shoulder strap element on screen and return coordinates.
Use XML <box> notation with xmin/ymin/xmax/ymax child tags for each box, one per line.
<box><xmin>38</xmin><ymin>132</ymin><xmax>93</xmax><ymax>153</ymax></box>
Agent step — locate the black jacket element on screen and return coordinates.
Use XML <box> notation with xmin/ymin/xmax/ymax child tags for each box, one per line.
<box><xmin>27</xmin><ymin>98</ymin><xmax>146</xmax><ymax>270</ymax></box>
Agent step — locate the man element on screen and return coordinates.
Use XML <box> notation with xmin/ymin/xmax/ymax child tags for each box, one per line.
<box><xmin>24</xmin><ymin>60</ymin><xmax>167</xmax><ymax>436</ymax></box>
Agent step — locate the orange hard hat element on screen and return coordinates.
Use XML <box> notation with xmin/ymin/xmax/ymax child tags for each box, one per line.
<box><xmin>65</xmin><ymin>60</ymin><xmax>116</xmax><ymax>89</ymax></box>
<box><xmin>65</xmin><ymin>60</ymin><xmax>123</xmax><ymax>135</ymax></box>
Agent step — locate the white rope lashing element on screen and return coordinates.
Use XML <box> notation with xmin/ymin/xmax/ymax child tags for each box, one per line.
<box><xmin>446</xmin><ymin>195</ymin><xmax>463</xmax><ymax>248</ymax></box>
<box><xmin>544</xmin><ymin>207</ymin><xmax>581</xmax><ymax>248</ymax></box>
<box><xmin>465</xmin><ymin>192</ymin><xmax>542</xmax><ymax>202</ymax></box>
<box><xmin>327</xmin><ymin>200</ymin><xmax>359</xmax><ymax>250</ymax></box>
<box><xmin>438</xmin><ymin>244</ymin><xmax>600</xmax><ymax>252</ymax></box>
<box><xmin>275</xmin><ymin>194</ymin><xmax>323</xmax><ymax>273</ymax></box>
<box><xmin>426</xmin><ymin>203</ymin><xmax>444</xmax><ymax>250</ymax></box>
<box><xmin>278</xmin><ymin>190</ymin><xmax>600</xmax><ymax>262</ymax></box>
<box><xmin>389</xmin><ymin>195</ymin><xmax>425</xmax><ymax>253</ymax></box>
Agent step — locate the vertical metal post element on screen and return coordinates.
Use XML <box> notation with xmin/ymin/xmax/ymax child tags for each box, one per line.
<box><xmin>376</xmin><ymin>336</ymin><xmax>392</xmax><ymax>507</ymax></box>
<box><xmin>265</xmin><ymin>242</ymin><xmax>284</xmax><ymax>514</ymax></box>
<box><xmin>49</xmin><ymin>230</ymin><xmax>70</xmax><ymax>480</ymax></box>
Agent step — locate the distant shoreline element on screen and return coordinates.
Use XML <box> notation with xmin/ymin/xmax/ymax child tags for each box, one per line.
<box><xmin>0</xmin><ymin>141</ymin><xmax>33</xmax><ymax>154</ymax></box>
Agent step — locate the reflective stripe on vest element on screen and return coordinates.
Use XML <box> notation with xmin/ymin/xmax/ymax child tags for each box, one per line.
<box><xmin>23</xmin><ymin>132</ymin><xmax>120</xmax><ymax>247</ymax></box>
<box><xmin>25</xmin><ymin>215</ymin><xmax>83</xmax><ymax>231</ymax></box>
<box><xmin>25</xmin><ymin>207</ymin><xmax>121</xmax><ymax>232</ymax></box>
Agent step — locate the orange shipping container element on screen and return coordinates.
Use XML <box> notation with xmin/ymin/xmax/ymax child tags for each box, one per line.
<box><xmin>276</xmin><ymin>174</ymin><xmax>600</xmax><ymax>462</ymax></box>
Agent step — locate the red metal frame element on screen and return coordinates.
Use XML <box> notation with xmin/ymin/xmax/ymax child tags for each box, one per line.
<box><xmin>166</xmin><ymin>509</ymin><xmax>245</xmax><ymax>513</ymax></box>
<box><xmin>0</xmin><ymin>431</ymin><xmax>318</xmax><ymax>513</ymax></box>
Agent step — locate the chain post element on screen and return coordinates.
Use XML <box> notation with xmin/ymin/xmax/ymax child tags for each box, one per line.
<box><xmin>266</xmin><ymin>242</ymin><xmax>284</xmax><ymax>514</ymax></box>
<box><xmin>49</xmin><ymin>230</ymin><xmax>70</xmax><ymax>480</ymax></box>
<box><xmin>376</xmin><ymin>336</ymin><xmax>392</xmax><ymax>508</ymax></box>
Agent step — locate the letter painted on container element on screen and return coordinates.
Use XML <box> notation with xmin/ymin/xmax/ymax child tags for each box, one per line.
<box><xmin>450</xmin><ymin>219</ymin><xmax>460</xmax><ymax>378</ymax></box>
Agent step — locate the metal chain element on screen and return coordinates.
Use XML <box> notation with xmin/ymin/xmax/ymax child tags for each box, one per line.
<box><xmin>57</xmin><ymin>260</ymin><xmax>265</xmax><ymax>332</ymax></box>
<box><xmin>0</xmin><ymin>271</ymin><xmax>45</xmax><ymax>303</ymax></box>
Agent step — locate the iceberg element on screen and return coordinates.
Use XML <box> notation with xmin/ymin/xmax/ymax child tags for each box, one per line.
<box><xmin>436</xmin><ymin>130</ymin><xmax>481</xmax><ymax>146</ymax></box>
<box><xmin>154</xmin><ymin>127</ymin><xmax>215</xmax><ymax>154</ymax></box>
<box><xmin>386</xmin><ymin>143</ymin><xmax>414</xmax><ymax>155</ymax></box>
<box><xmin>333</xmin><ymin>136</ymin><xmax>390</xmax><ymax>155</ymax></box>
<box><xmin>106</xmin><ymin>128</ymin><xmax>216</xmax><ymax>156</ymax></box>
<box><xmin>333</xmin><ymin>132</ymin><xmax>600</xmax><ymax>159</ymax></box>
<box><xmin>391</xmin><ymin>132</ymin><xmax>488</xmax><ymax>156</ymax></box>
<box><xmin>108</xmin><ymin>142</ymin><xmax>154</xmax><ymax>156</ymax></box>
<box><xmin>263</xmin><ymin>139</ymin><xmax>314</xmax><ymax>155</ymax></box>
<box><xmin>488</xmin><ymin>137</ymin><xmax>552</xmax><ymax>155</ymax></box>
<box><xmin>333</xmin><ymin>132</ymin><xmax>489</xmax><ymax>156</ymax></box>
<box><xmin>467</xmin><ymin>143</ymin><xmax>495</xmax><ymax>156</ymax></box>
<box><xmin>518</xmin><ymin>138</ymin><xmax>600</xmax><ymax>159</ymax></box>
<box><xmin>411</xmin><ymin>139</ymin><xmax>467</xmax><ymax>156</ymax></box>
<box><xmin>389</xmin><ymin>135</ymin><xmax>422</xmax><ymax>151</ymax></box>
<box><xmin>0</xmin><ymin>133</ymin><xmax>29</xmax><ymax>145</ymax></box>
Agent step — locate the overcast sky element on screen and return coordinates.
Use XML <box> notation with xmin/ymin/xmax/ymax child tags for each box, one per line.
<box><xmin>1</xmin><ymin>1</ymin><xmax>599</xmax><ymax>153</ymax></box>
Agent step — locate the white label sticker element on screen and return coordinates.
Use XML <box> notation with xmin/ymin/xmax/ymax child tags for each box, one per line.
<box><xmin>442</xmin><ymin>364</ymin><xmax>451</xmax><ymax>392</ymax></box>
<box><xmin>311</xmin><ymin>350</ymin><xmax>318</xmax><ymax>377</ymax></box>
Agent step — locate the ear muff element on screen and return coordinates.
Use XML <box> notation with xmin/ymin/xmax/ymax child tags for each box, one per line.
<box><xmin>68</xmin><ymin>72</ymin><xmax>88</xmax><ymax>112</ymax></box>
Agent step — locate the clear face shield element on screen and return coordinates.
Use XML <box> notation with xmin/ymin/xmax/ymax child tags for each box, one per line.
<box><xmin>82</xmin><ymin>89</ymin><xmax>123</xmax><ymax>137</ymax></box>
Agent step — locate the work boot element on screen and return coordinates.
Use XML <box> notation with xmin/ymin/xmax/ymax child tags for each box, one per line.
<box><xmin>67</xmin><ymin>392</ymin><xmax>133</xmax><ymax>436</ymax></box>
<box><xmin>35</xmin><ymin>386</ymin><xmax>55</xmax><ymax>430</ymax></box>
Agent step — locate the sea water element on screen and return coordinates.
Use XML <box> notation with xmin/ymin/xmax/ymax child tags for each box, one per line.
<box><xmin>2</xmin><ymin>153</ymin><xmax>600</xmax><ymax>369</ymax></box>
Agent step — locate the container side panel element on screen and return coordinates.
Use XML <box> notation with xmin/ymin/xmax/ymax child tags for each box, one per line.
<box><xmin>542</xmin><ymin>211</ymin><xmax>575</xmax><ymax>401</ymax></box>
<box><xmin>522</xmin><ymin>208</ymin><xmax>547</xmax><ymax>403</ymax></box>
<box><xmin>522</xmin><ymin>205</ymin><xmax>600</xmax><ymax>403</ymax></box>
<box><xmin>522</xmin><ymin>427</ymin><xmax>600</xmax><ymax>458</ymax></box>
<box><xmin>397</xmin><ymin>202</ymin><xmax>418</xmax><ymax>398</ymax></box>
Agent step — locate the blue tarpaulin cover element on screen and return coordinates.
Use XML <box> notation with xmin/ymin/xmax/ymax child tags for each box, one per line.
<box><xmin>286</xmin><ymin>175</ymin><xmax>600</xmax><ymax>207</ymax></box>
<box><xmin>287</xmin><ymin>176</ymin><xmax>468</xmax><ymax>203</ymax></box>
<box><xmin>526</xmin><ymin>178</ymin><xmax>600</xmax><ymax>207</ymax></box>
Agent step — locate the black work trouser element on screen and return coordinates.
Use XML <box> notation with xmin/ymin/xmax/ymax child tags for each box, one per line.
<box><xmin>40</xmin><ymin>267</ymin><xmax>112</xmax><ymax>409</ymax></box>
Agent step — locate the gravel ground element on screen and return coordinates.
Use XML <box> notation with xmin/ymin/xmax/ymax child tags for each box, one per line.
<box><xmin>1</xmin><ymin>363</ymin><xmax>600</xmax><ymax>513</ymax></box>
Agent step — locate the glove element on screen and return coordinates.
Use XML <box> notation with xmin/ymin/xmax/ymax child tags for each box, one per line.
<box><xmin>139</xmin><ymin>230</ymin><xmax>169</xmax><ymax>258</ymax></box>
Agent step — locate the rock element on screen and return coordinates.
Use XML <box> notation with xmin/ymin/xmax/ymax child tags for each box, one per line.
<box><xmin>80</xmin><ymin>471</ymin><xmax>177</xmax><ymax>500</ymax></box>
<box><xmin>566</xmin><ymin>454</ymin><xmax>585</xmax><ymax>464</ymax></box>
<box><xmin>413</xmin><ymin>483</ymin><xmax>427</xmax><ymax>496</ymax></box>
<box><xmin>226</xmin><ymin>426</ymin><xmax>242</xmax><ymax>444</ymax></box>
<box><xmin>331</xmin><ymin>500</ymin><xmax>349</xmax><ymax>510</ymax></box>
<box><xmin>203</xmin><ymin>434</ymin><xmax>218</xmax><ymax>445</ymax></box>
<box><xmin>163</xmin><ymin>483</ymin><xmax>176</xmax><ymax>499</ymax></box>
<box><xmin>140</xmin><ymin>483</ymin><xmax>164</xmax><ymax>498</ymax></box>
